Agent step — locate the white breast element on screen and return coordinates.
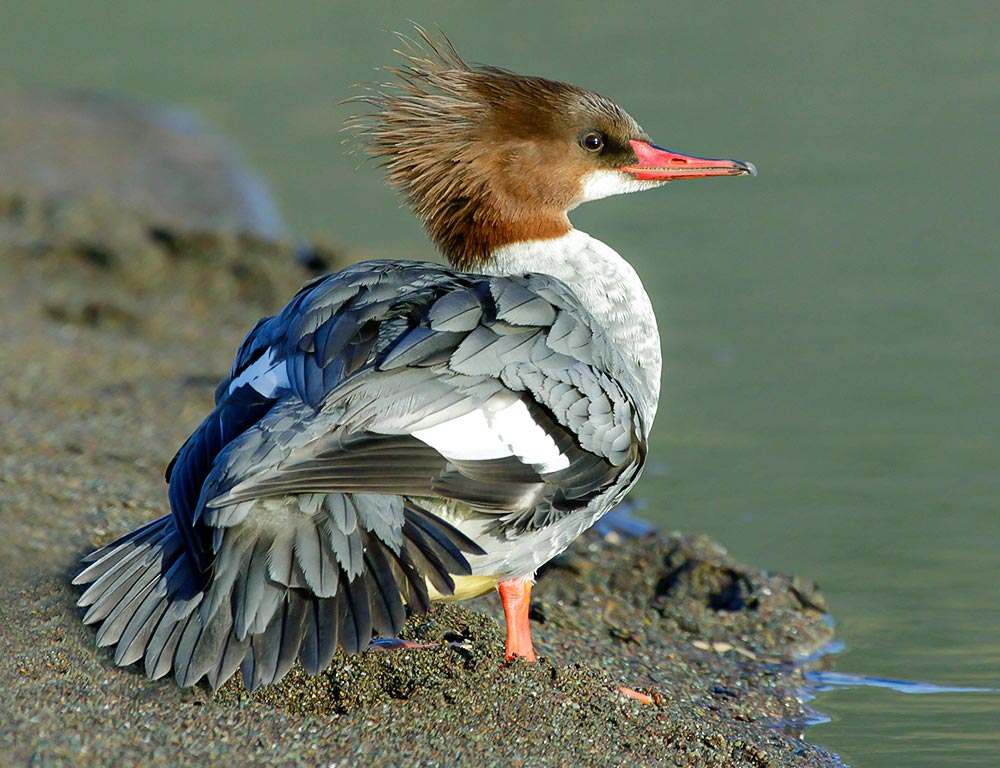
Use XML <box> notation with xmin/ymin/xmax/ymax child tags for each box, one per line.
<box><xmin>483</xmin><ymin>229</ymin><xmax>661</xmax><ymax>429</ymax></box>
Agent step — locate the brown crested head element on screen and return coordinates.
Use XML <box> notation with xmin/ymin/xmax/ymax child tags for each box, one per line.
<box><xmin>346</xmin><ymin>27</ymin><xmax>655</xmax><ymax>270</ymax></box>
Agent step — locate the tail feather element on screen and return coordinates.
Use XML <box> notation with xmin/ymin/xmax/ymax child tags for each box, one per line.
<box><xmin>204</xmin><ymin>624</ymin><xmax>250</xmax><ymax>691</ymax></box>
<box><xmin>233</xmin><ymin>538</ymin><xmax>283</xmax><ymax>639</ymax></box>
<box><xmin>75</xmin><ymin>494</ymin><xmax>477</xmax><ymax>690</ymax></box>
<box><xmin>198</xmin><ymin>524</ymin><xmax>255</xmax><ymax>626</ymax></box>
<box><xmin>94</xmin><ymin>568</ymin><xmax>161</xmax><ymax>647</ymax></box>
<box><xmin>78</xmin><ymin>516</ymin><xmax>169</xmax><ymax>566</ymax></box>
<box><xmin>242</xmin><ymin>593</ymin><xmax>307</xmax><ymax>692</ymax></box>
<box><xmin>77</xmin><ymin>540</ymin><xmax>156</xmax><ymax>609</ymax></box>
<box><xmin>400</xmin><ymin>519</ymin><xmax>455</xmax><ymax>597</ymax></box>
<box><xmin>174</xmin><ymin>609</ymin><xmax>211</xmax><ymax>687</ymax></box>
<box><xmin>271</xmin><ymin>592</ymin><xmax>309</xmax><ymax>683</ymax></box>
<box><xmin>176</xmin><ymin>598</ymin><xmax>239</xmax><ymax>688</ymax></box>
<box><xmin>115</xmin><ymin>555</ymin><xmax>188</xmax><ymax>666</ymax></box>
<box><xmin>338</xmin><ymin>571</ymin><xmax>372</xmax><ymax>655</ymax></box>
<box><xmin>116</xmin><ymin>595</ymin><xmax>168</xmax><ymax>666</ymax></box>
<box><xmin>83</xmin><ymin>557</ymin><xmax>154</xmax><ymax>626</ymax></box>
<box><xmin>299</xmin><ymin>595</ymin><xmax>340</xmax><ymax>675</ymax></box>
<box><xmin>145</xmin><ymin>609</ymin><xmax>190</xmax><ymax>681</ymax></box>
<box><xmin>363</xmin><ymin>536</ymin><xmax>407</xmax><ymax>637</ymax></box>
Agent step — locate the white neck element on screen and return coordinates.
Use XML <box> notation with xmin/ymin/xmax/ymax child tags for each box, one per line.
<box><xmin>481</xmin><ymin>229</ymin><xmax>661</xmax><ymax>429</ymax></box>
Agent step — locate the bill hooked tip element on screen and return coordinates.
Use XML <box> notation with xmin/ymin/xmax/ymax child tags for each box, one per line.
<box><xmin>619</xmin><ymin>140</ymin><xmax>757</xmax><ymax>181</ymax></box>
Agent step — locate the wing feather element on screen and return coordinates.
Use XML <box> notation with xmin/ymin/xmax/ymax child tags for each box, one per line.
<box><xmin>77</xmin><ymin>260</ymin><xmax>647</xmax><ymax>690</ymax></box>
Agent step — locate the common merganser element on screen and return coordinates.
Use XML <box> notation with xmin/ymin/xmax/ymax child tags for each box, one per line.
<box><xmin>75</xmin><ymin>29</ymin><xmax>754</xmax><ymax>690</ymax></box>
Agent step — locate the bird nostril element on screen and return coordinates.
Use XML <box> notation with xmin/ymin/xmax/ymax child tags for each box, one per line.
<box><xmin>670</xmin><ymin>157</ymin><xmax>689</xmax><ymax>165</ymax></box>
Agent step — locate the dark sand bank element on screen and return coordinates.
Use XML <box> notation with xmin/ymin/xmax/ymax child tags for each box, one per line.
<box><xmin>0</xmin><ymin>193</ymin><xmax>842</xmax><ymax>766</ymax></box>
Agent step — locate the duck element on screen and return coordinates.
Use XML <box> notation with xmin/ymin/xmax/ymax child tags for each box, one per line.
<box><xmin>74</xmin><ymin>28</ymin><xmax>754</xmax><ymax>691</ymax></box>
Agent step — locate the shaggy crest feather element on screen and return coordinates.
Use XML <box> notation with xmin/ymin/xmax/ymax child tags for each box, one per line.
<box><xmin>345</xmin><ymin>26</ymin><xmax>644</xmax><ymax>269</ymax></box>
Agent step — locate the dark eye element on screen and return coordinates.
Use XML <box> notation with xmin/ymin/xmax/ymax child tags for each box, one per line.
<box><xmin>580</xmin><ymin>131</ymin><xmax>605</xmax><ymax>153</ymax></box>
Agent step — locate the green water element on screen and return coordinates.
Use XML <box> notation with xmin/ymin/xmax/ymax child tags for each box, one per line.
<box><xmin>3</xmin><ymin>2</ymin><xmax>997</xmax><ymax>764</ymax></box>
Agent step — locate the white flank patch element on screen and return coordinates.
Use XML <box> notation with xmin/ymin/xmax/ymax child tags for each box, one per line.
<box><xmin>411</xmin><ymin>410</ymin><xmax>511</xmax><ymax>461</ymax></box>
<box><xmin>228</xmin><ymin>347</ymin><xmax>289</xmax><ymax>397</ymax></box>
<box><xmin>492</xmin><ymin>400</ymin><xmax>570</xmax><ymax>473</ymax></box>
<box><xmin>577</xmin><ymin>170</ymin><xmax>665</xmax><ymax>203</ymax></box>
<box><xmin>412</xmin><ymin>400</ymin><xmax>570</xmax><ymax>473</ymax></box>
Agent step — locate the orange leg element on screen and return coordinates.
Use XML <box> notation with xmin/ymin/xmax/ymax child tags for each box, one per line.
<box><xmin>497</xmin><ymin>576</ymin><xmax>537</xmax><ymax>662</ymax></box>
